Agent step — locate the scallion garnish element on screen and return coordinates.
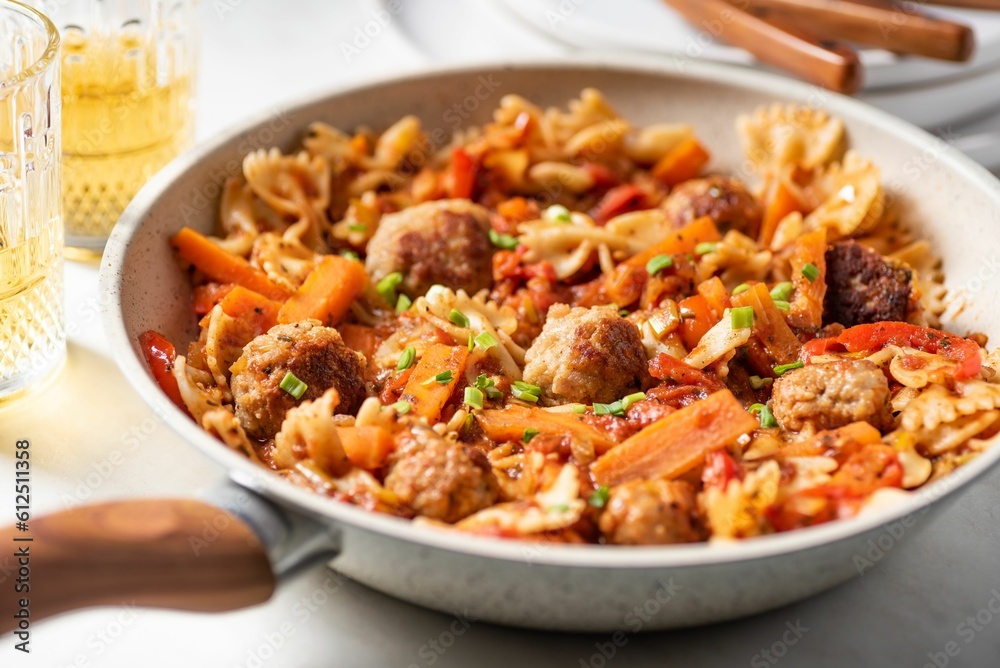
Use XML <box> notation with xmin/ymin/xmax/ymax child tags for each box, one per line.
<box><xmin>769</xmin><ymin>281</ymin><xmax>794</xmax><ymax>302</ymax></box>
<box><xmin>387</xmin><ymin>400</ymin><xmax>411</xmax><ymax>415</ymax></box>
<box><xmin>594</xmin><ymin>401</ymin><xmax>625</xmax><ymax>417</ymax></box>
<box><xmin>588</xmin><ymin>485</ymin><xmax>610</xmax><ymax>508</ymax></box>
<box><xmin>421</xmin><ymin>370</ymin><xmax>454</xmax><ymax>386</ymax></box>
<box><xmin>732</xmin><ymin>283</ymin><xmax>750</xmax><ymax>296</ymax></box>
<box><xmin>279</xmin><ymin>371</ymin><xmax>308</xmax><ymax>400</ymax></box>
<box><xmin>801</xmin><ymin>263</ymin><xmax>820</xmax><ymax>282</ymax></box>
<box><xmin>731</xmin><ymin>306</ymin><xmax>755</xmax><ymax>330</ymax></box>
<box><xmin>474</xmin><ymin>331</ymin><xmax>498</xmax><ymax>350</ymax></box>
<box><xmin>695</xmin><ymin>241</ymin><xmax>718</xmax><ymax>255</ymax></box>
<box><xmin>773</xmin><ymin>300</ymin><xmax>791</xmax><ymax>312</ymax></box>
<box><xmin>748</xmin><ymin>375</ymin><xmax>772</xmax><ymax>390</ymax></box>
<box><xmin>571</xmin><ymin>404</ymin><xmax>586</xmax><ymax>414</ymax></box>
<box><xmin>488</xmin><ymin>228</ymin><xmax>519</xmax><ymax>250</ymax></box>
<box><xmin>773</xmin><ymin>360</ymin><xmax>804</xmax><ymax>376</ymax></box>
<box><xmin>621</xmin><ymin>391</ymin><xmax>646</xmax><ymax>411</ymax></box>
<box><xmin>468</xmin><ymin>331</ymin><xmax>474</xmax><ymax>353</ymax></box>
<box><xmin>645</xmin><ymin>254</ymin><xmax>674</xmax><ymax>277</ymax></box>
<box><xmin>544</xmin><ymin>204</ymin><xmax>572</xmax><ymax>223</ymax></box>
<box><xmin>511</xmin><ymin>386</ymin><xmax>539</xmax><ymax>402</ymax></box>
<box><xmin>523</xmin><ymin>427</ymin><xmax>539</xmax><ymax>443</ymax></box>
<box><xmin>759</xmin><ymin>404</ymin><xmax>778</xmax><ymax>428</ymax></box>
<box><xmin>376</xmin><ymin>272</ymin><xmax>403</xmax><ymax>305</ymax></box>
<box><xmin>449</xmin><ymin>309</ymin><xmax>470</xmax><ymax>328</ymax></box>
<box><xmin>464</xmin><ymin>386</ymin><xmax>484</xmax><ymax>410</ymax></box>
<box><xmin>395</xmin><ymin>293</ymin><xmax>412</xmax><ymax>313</ymax></box>
<box><xmin>339</xmin><ymin>250</ymin><xmax>360</xmax><ymax>261</ymax></box>
<box><xmin>347</xmin><ymin>223</ymin><xmax>368</xmax><ymax>233</ymax></box>
<box><xmin>397</xmin><ymin>346</ymin><xmax>416</xmax><ymax>371</ymax></box>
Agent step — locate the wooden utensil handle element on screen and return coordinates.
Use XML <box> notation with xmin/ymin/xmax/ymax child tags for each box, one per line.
<box><xmin>737</xmin><ymin>0</ymin><xmax>975</xmax><ymax>62</ymax></box>
<box><xmin>926</xmin><ymin>0</ymin><xmax>1000</xmax><ymax>9</ymax></box>
<box><xmin>664</xmin><ymin>0</ymin><xmax>863</xmax><ymax>93</ymax></box>
<box><xmin>0</xmin><ymin>499</ymin><xmax>275</xmax><ymax>634</ymax></box>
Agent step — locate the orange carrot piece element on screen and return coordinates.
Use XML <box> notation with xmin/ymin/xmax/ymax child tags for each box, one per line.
<box><xmin>171</xmin><ymin>227</ymin><xmax>289</xmax><ymax>301</ymax></box>
<box><xmin>650</xmin><ymin>137</ymin><xmax>711</xmax><ymax>186</ymax></box>
<box><xmin>399</xmin><ymin>343</ymin><xmax>469</xmax><ymax>421</ymax></box>
<box><xmin>730</xmin><ymin>283</ymin><xmax>801</xmax><ymax>368</ymax></box>
<box><xmin>759</xmin><ymin>178</ymin><xmax>803</xmax><ymax>248</ymax></box>
<box><xmin>591</xmin><ymin>389</ymin><xmax>757</xmax><ymax>487</ymax></box>
<box><xmin>338</xmin><ymin>323</ymin><xmax>377</xmax><ymax>360</ymax></box>
<box><xmin>192</xmin><ymin>282</ymin><xmax>235</xmax><ymax>316</ymax></box>
<box><xmin>337</xmin><ymin>426</ymin><xmax>396</xmax><ymax>470</ymax></box>
<box><xmin>787</xmin><ymin>229</ymin><xmax>828</xmax><ymax>329</ymax></box>
<box><xmin>678</xmin><ymin>295</ymin><xmax>715</xmax><ymax>350</ymax></box>
<box><xmin>213</xmin><ymin>286</ymin><xmax>281</xmax><ymax>345</ymax></box>
<box><xmin>776</xmin><ymin>421</ymin><xmax>882</xmax><ymax>460</ymax></box>
<box><xmin>697</xmin><ymin>276</ymin><xmax>731</xmax><ymax>321</ymax></box>
<box><xmin>476</xmin><ymin>405</ymin><xmax>615</xmax><ymax>454</ymax></box>
<box><xmin>624</xmin><ymin>215</ymin><xmax>721</xmax><ymax>270</ymax></box>
<box><xmin>277</xmin><ymin>255</ymin><xmax>368</xmax><ymax>326</ymax></box>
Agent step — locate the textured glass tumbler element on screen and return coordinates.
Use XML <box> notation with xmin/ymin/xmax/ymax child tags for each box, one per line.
<box><xmin>0</xmin><ymin>0</ymin><xmax>65</xmax><ymax>403</ymax></box>
<box><xmin>38</xmin><ymin>0</ymin><xmax>198</xmax><ymax>252</ymax></box>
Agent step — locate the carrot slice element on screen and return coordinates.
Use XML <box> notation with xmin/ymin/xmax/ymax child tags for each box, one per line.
<box><xmin>171</xmin><ymin>227</ymin><xmax>289</xmax><ymax>301</ymax></box>
<box><xmin>192</xmin><ymin>283</ymin><xmax>235</xmax><ymax>316</ymax></box>
<box><xmin>338</xmin><ymin>323</ymin><xmax>377</xmax><ymax>360</ymax></box>
<box><xmin>399</xmin><ymin>343</ymin><xmax>469</xmax><ymax>421</ymax></box>
<box><xmin>591</xmin><ymin>389</ymin><xmax>757</xmax><ymax>487</ymax></box>
<box><xmin>217</xmin><ymin>285</ymin><xmax>280</xmax><ymax>330</ymax></box>
<box><xmin>476</xmin><ymin>405</ymin><xmax>615</xmax><ymax>455</ymax></box>
<box><xmin>787</xmin><ymin>229</ymin><xmax>827</xmax><ymax>329</ymax></box>
<box><xmin>277</xmin><ymin>255</ymin><xmax>368</xmax><ymax>326</ymax></box>
<box><xmin>697</xmin><ymin>276</ymin><xmax>731</xmax><ymax>321</ymax></box>
<box><xmin>678</xmin><ymin>295</ymin><xmax>714</xmax><ymax>350</ymax></box>
<box><xmin>730</xmin><ymin>282</ymin><xmax>801</xmax><ymax>370</ymax></box>
<box><xmin>650</xmin><ymin>137</ymin><xmax>711</xmax><ymax>186</ymax></box>
<box><xmin>337</xmin><ymin>426</ymin><xmax>395</xmax><ymax>470</ymax></box>
<box><xmin>759</xmin><ymin>177</ymin><xmax>803</xmax><ymax>248</ymax></box>
<box><xmin>624</xmin><ymin>215</ymin><xmax>721</xmax><ymax>270</ymax></box>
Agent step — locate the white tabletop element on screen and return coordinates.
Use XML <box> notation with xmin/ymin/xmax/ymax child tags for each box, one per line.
<box><xmin>3</xmin><ymin>1</ymin><xmax>1000</xmax><ymax>666</ymax></box>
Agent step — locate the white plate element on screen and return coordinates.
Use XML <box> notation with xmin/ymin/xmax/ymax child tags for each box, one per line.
<box><xmin>495</xmin><ymin>0</ymin><xmax>1000</xmax><ymax>90</ymax></box>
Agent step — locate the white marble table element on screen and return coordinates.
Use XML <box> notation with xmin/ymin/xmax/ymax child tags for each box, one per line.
<box><xmin>2</xmin><ymin>1</ymin><xmax>999</xmax><ymax>666</ymax></box>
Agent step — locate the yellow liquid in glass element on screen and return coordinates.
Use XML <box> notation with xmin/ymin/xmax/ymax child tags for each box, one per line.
<box><xmin>61</xmin><ymin>31</ymin><xmax>193</xmax><ymax>246</ymax></box>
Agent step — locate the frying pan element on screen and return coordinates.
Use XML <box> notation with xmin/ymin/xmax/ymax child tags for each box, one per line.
<box><xmin>5</xmin><ymin>57</ymin><xmax>1000</xmax><ymax>634</ymax></box>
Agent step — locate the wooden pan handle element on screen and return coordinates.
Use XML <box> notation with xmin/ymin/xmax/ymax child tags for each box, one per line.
<box><xmin>0</xmin><ymin>499</ymin><xmax>275</xmax><ymax>633</ymax></box>
<box><xmin>736</xmin><ymin>0</ymin><xmax>975</xmax><ymax>63</ymax></box>
<box><xmin>925</xmin><ymin>0</ymin><xmax>1000</xmax><ymax>9</ymax></box>
<box><xmin>664</xmin><ymin>0</ymin><xmax>863</xmax><ymax>93</ymax></box>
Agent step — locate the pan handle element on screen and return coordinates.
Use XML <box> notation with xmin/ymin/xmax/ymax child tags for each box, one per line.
<box><xmin>0</xmin><ymin>481</ymin><xmax>340</xmax><ymax>634</ymax></box>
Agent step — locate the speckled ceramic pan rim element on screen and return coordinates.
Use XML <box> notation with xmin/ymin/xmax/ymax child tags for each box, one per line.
<box><xmin>101</xmin><ymin>54</ymin><xmax>1000</xmax><ymax>570</ymax></box>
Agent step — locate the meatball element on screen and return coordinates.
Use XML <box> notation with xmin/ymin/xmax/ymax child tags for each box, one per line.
<box><xmin>522</xmin><ymin>304</ymin><xmax>651</xmax><ymax>405</ymax></box>
<box><xmin>385</xmin><ymin>426</ymin><xmax>499</xmax><ymax>523</ymax></box>
<box><xmin>824</xmin><ymin>240</ymin><xmax>913</xmax><ymax>327</ymax></box>
<box><xmin>231</xmin><ymin>321</ymin><xmax>367</xmax><ymax>440</ymax></box>
<box><xmin>364</xmin><ymin>199</ymin><xmax>494</xmax><ymax>298</ymax></box>
<box><xmin>770</xmin><ymin>359</ymin><xmax>893</xmax><ymax>433</ymax></box>
<box><xmin>598</xmin><ymin>479</ymin><xmax>703</xmax><ymax>545</ymax></box>
<box><xmin>661</xmin><ymin>176</ymin><xmax>761</xmax><ymax>237</ymax></box>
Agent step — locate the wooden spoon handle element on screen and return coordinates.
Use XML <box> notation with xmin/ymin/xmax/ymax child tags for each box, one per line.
<box><xmin>664</xmin><ymin>0</ymin><xmax>863</xmax><ymax>93</ymax></box>
<box><xmin>0</xmin><ymin>499</ymin><xmax>275</xmax><ymax>633</ymax></box>
<box><xmin>737</xmin><ymin>0</ymin><xmax>975</xmax><ymax>62</ymax></box>
<box><xmin>925</xmin><ymin>0</ymin><xmax>1000</xmax><ymax>9</ymax></box>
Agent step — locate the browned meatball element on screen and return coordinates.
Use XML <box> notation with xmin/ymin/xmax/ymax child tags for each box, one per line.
<box><xmin>385</xmin><ymin>426</ymin><xmax>499</xmax><ymax>523</ymax></box>
<box><xmin>661</xmin><ymin>176</ymin><xmax>761</xmax><ymax>237</ymax></box>
<box><xmin>230</xmin><ymin>321</ymin><xmax>367</xmax><ymax>440</ymax></box>
<box><xmin>824</xmin><ymin>240</ymin><xmax>913</xmax><ymax>327</ymax></box>
<box><xmin>364</xmin><ymin>199</ymin><xmax>494</xmax><ymax>298</ymax></box>
<box><xmin>522</xmin><ymin>304</ymin><xmax>651</xmax><ymax>405</ymax></box>
<box><xmin>598</xmin><ymin>479</ymin><xmax>703</xmax><ymax>545</ymax></box>
<box><xmin>770</xmin><ymin>359</ymin><xmax>893</xmax><ymax>433</ymax></box>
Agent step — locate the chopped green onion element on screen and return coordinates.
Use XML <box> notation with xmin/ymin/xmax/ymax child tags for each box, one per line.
<box><xmin>621</xmin><ymin>391</ymin><xmax>646</xmax><ymax>411</ymax></box>
<box><xmin>773</xmin><ymin>300</ymin><xmax>791</xmax><ymax>312</ymax></box>
<box><xmin>594</xmin><ymin>401</ymin><xmax>625</xmax><ymax>417</ymax></box>
<box><xmin>396</xmin><ymin>347</ymin><xmax>416</xmax><ymax>371</ymax></box>
<box><xmin>347</xmin><ymin>223</ymin><xmax>368</xmax><ymax>233</ymax></box>
<box><xmin>731</xmin><ymin>306</ymin><xmax>755</xmax><ymax>330</ymax></box>
<box><xmin>748</xmin><ymin>375</ymin><xmax>772</xmax><ymax>390</ymax></box>
<box><xmin>523</xmin><ymin>427</ymin><xmax>540</xmax><ymax>443</ymax></box>
<box><xmin>802</xmin><ymin>263</ymin><xmax>820</xmax><ymax>282</ymax></box>
<box><xmin>695</xmin><ymin>241</ymin><xmax>718</xmax><ymax>255</ymax></box>
<box><xmin>759</xmin><ymin>404</ymin><xmax>778</xmax><ymax>428</ymax></box>
<box><xmin>339</xmin><ymin>250</ymin><xmax>360</xmax><ymax>261</ymax></box>
<box><xmin>645</xmin><ymin>254</ymin><xmax>674</xmax><ymax>277</ymax></box>
<box><xmin>468</xmin><ymin>331</ymin><xmax>475</xmax><ymax>353</ymax></box>
<box><xmin>571</xmin><ymin>404</ymin><xmax>586</xmax><ymax>414</ymax></box>
<box><xmin>449</xmin><ymin>309</ymin><xmax>470</xmax><ymax>328</ymax></box>
<box><xmin>732</xmin><ymin>283</ymin><xmax>750</xmax><ymax>296</ymax></box>
<box><xmin>773</xmin><ymin>360</ymin><xmax>804</xmax><ymax>376</ymax></box>
<box><xmin>376</xmin><ymin>272</ymin><xmax>404</xmax><ymax>305</ymax></box>
<box><xmin>588</xmin><ymin>485</ymin><xmax>610</xmax><ymax>508</ymax></box>
<box><xmin>474</xmin><ymin>374</ymin><xmax>493</xmax><ymax>389</ymax></box>
<box><xmin>279</xmin><ymin>371</ymin><xmax>308</xmax><ymax>400</ymax></box>
<box><xmin>474</xmin><ymin>331</ymin><xmax>498</xmax><ymax>350</ymax></box>
<box><xmin>748</xmin><ymin>403</ymin><xmax>766</xmax><ymax>415</ymax></box>
<box><xmin>547</xmin><ymin>503</ymin><xmax>571</xmax><ymax>513</ymax></box>
<box><xmin>769</xmin><ymin>281</ymin><xmax>794</xmax><ymax>302</ymax></box>
<box><xmin>488</xmin><ymin>228</ymin><xmax>520</xmax><ymax>250</ymax></box>
<box><xmin>464</xmin><ymin>386</ymin><xmax>484</xmax><ymax>410</ymax></box>
<box><xmin>511</xmin><ymin>386</ymin><xmax>540</xmax><ymax>402</ymax></box>
<box><xmin>395</xmin><ymin>293</ymin><xmax>412</xmax><ymax>313</ymax></box>
<box><xmin>544</xmin><ymin>204</ymin><xmax>572</xmax><ymax>223</ymax></box>
<box><xmin>387</xmin><ymin>400</ymin><xmax>411</xmax><ymax>415</ymax></box>
<box><xmin>463</xmin><ymin>413</ymin><xmax>475</xmax><ymax>432</ymax></box>
<box><xmin>513</xmin><ymin>380</ymin><xmax>542</xmax><ymax>395</ymax></box>
<box><xmin>618</xmin><ymin>309</ymin><xmax>631</xmax><ymax>318</ymax></box>
<box><xmin>421</xmin><ymin>370</ymin><xmax>454</xmax><ymax>386</ymax></box>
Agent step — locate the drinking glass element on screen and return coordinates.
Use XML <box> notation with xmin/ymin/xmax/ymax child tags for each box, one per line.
<box><xmin>0</xmin><ymin>0</ymin><xmax>65</xmax><ymax>403</ymax></box>
<box><xmin>39</xmin><ymin>0</ymin><xmax>199</xmax><ymax>252</ymax></box>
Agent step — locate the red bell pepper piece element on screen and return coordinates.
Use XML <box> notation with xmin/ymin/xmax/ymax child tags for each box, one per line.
<box><xmin>448</xmin><ymin>147</ymin><xmax>477</xmax><ymax>200</ymax></box>
<box><xmin>138</xmin><ymin>330</ymin><xmax>189</xmax><ymax>414</ymax></box>
<box><xmin>589</xmin><ymin>184</ymin><xmax>647</xmax><ymax>225</ymax></box>
<box><xmin>702</xmin><ymin>449</ymin><xmax>741</xmax><ymax>490</ymax></box>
